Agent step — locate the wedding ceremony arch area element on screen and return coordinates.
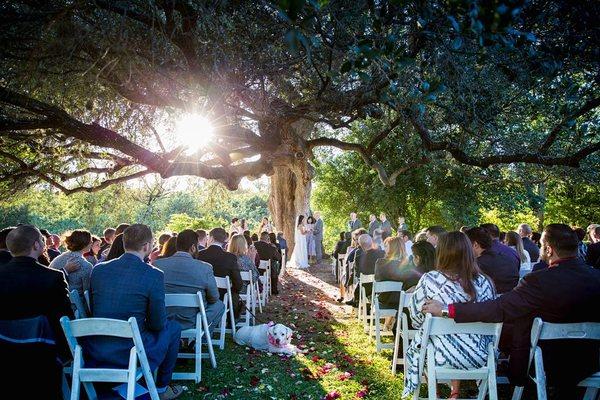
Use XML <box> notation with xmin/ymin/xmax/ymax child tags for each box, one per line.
<box><xmin>1</xmin><ymin>1</ymin><xmax>599</xmax><ymax>399</ymax></box>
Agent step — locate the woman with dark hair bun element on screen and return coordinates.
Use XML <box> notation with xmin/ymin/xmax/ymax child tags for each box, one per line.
<box><xmin>49</xmin><ymin>229</ymin><xmax>94</xmax><ymax>295</ymax></box>
<box><xmin>106</xmin><ymin>233</ymin><xmax>126</xmax><ymax>261</ymax></box>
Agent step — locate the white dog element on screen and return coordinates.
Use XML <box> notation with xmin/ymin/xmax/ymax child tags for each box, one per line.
<box><xmin>234</xmin><ymin>322</ymin><xmax>297</xmax><ymax>355</ymax></box>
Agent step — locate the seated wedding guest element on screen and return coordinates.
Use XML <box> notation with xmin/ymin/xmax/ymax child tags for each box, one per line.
<box><xmin>424</xmin><ymin>224</ymin><xmax>600</xmax><ymax>399</ymax></box>
<box><xmin>586</xmin><ymin>226</ymin><xmax>600</xmax><ymax>267</ymax></box>
<box><xmin>481</xmin><ymin>223</ymin><xmax>519</xmax><ymax>263</ymax></box>
<box><xmin>83</xmin><ymin>236</ymin><xmax>102</xmax><ymax>265</ymax></box>
<box><xmin>414</xmin><ymin>228</ymin><xmax>428</xmax><ymax>242</ymax></box>
<box><xmin>198</xmin><ymin>228</ymin><xmax>243</xmax><ymax>317</ymax></box>
<box><xmin>154</xmin><ymin>230</ymin><xmax>224</xmax><ymax>333</ymax></box>
<box><xmin>228</xmin><ymin>234</ymin><xmax>261</xmax><ymax>294</ymax></box>
<box><xmin>0</xmin><ymin>226</ymin><xmax>15</xmax><ymax>264</ymax></box>
<box><xmin>403</xmin><ymin>231</ymin><xmax>496</xmax><ymax>399</ymax></box>
<box><xmin>411</xmin><ymin>240</ymin><xmax>436</xmax><ymax>274</ymax></box>
<box><xmin>336</xmin><ymin>230</ymin><xmax>360</xmax><ymax>302</ymax></box>
<box><xmin>573</xmin><ymin>227</ymin><xmax>587</xmax><ymax>260</ymax></box>
<box><xmin>346</xmin><ymin>234</ymin><xmax>385</xmax><ymax>306</ymax></box>
<box><xmin>399</xmin><ymin>230</ymin><xmax>414</xmax><ymax>258</ymax></box>
<box><xmin>99</xmin><ymin>227</ymin><xmax>116</xmax><ymax>257</ymax></box>
<box><xmin>105</xmin><ymin>233</ymin><xmax>126</xmax><ymax>261</ymax></box>
<box><xmin>196</xmin><ymin>229</ymin><xmax>207</xmax><ymax>251</ymax></box>
<box><xmin>251</xmin><ymin>233</ymin><xmax>259</xmax><ymax>242</ymax></box>
<box><xmin>46</xmin><ymin>233</ymin><xmax>62</xmax><ymax>261</ymax></box>
<box><xmin>505</xmin><ymin>231</ymin><xmax>531</xmax><ymax>271</ymax></box>
<box><xmin>50</xmin><ymin>230</ymin><xmax>94</xmax><ymax>295</ymax></box>
<box><xmin>276</xmin><ymin>232</ymin><xmax>288</xmax><ymax>256</ymax></box>
<box><xmin>425</xmin><ymin>225</ymin><xmax>446</xmax><ymax>248</ymax></box>
<box><xmin>255</xmin><ymin>231</ymin><xmax>282</xmax><ymax>295</ymax></box>
<box><xmin>89</xmin><ymin>224</ymin><xmax>183</xmax><ymax>399</ymax></box>
<box><xmin>243</xmin><ymin>233</ymin><xmax>258</xmax><ymax>263</ymax></box>
<box><xmin>373</xmin><ymin>228</ymin><xmax>384</xmax><ymax>250</ymax></box>
<box><xmin>518</xmin><ymin>223</ymin><xmax>540</xmax><ymax>262</ymax></box>
<box><xmin>531</xmin><ymin>231</ymin><xmax>541</xmax><ymax>246</ymax></box>
<box><xmin>340</xmin><ymin>228</ymin><xmax>368</xmax><ymax>298</ymax></box>
<box><xmin>158</xmin><ymin>236</ymin><xmax>178</xmax><ymax>259</ymax></box>
<box><xmin>374</xmin><ymin>236</ymin><xmax>414</xmax><ymax>309</ymax></box>
<box><xmin>150</xmin><ymin>233</ymin><xmax>172</xmax><ymax>263</ymax></box>
<box><xmin>466</xmin><ymin>227</ymin><xmax>518</xmax><ymax>294</ymax></box>
<box><xmin>269</xmin><ymin>232</ymin><xmax>281</xmax><ymax>253</ymax></box>
<box><xmin>333</xmin><ymin>232</ymin><xmax>351</xmax><ymax>280</ymax></box>
<box><xmin>114</xmin><ymin>223</ymin><xmax>130</xmax><ymax>236</ymax></box>
<box><xmin>0</xmin><ymin>225</ymin><xmax>75</xmax><ymax>400</ymax></box>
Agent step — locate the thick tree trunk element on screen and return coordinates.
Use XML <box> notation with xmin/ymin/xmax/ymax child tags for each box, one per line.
<box><xmin>266</xmin><ymin>119</ymin><xmax>314</xmax><ymax>254</ymax></box>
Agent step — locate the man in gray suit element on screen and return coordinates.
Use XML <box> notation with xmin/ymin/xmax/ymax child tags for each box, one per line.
<box><xmin>154</xmin><ymin>230</ymin><xmax>224</xmax><ymax>333</ymax></box>
<box><xmin>348</xmin><ymin>212</ymin><xmax>362</xmax><ymax>232</ymax></box>
<box><xmin>379</xmin><ymin>213</ymin><xmax>392</xmax><ymax>237</ymax></box>
<box><xmin>368</xmin><ymin>214</ymin><xmax>380</xmax><ymax>236</ymax></box>
<box><xmin>313</xmin><ymin>212</ymin><xmax>324</xmax><ymax>261</ymax></box>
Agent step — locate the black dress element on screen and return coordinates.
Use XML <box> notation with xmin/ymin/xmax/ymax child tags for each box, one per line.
<box><xmin>374</xmin><ymin>258</ymin><xmax>423</xmax><ymax>309</ymax></box>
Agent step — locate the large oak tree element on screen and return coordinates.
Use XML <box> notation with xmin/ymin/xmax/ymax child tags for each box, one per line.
<box><xmin>1</xmin><ymin>0</ymin><xmax>598</xmax><ymax>247</ymax></box>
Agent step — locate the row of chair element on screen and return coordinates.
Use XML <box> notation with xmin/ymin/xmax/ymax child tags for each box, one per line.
<box><xmin>344</xmin><ymin>263</ymin><xmax>600</xmax><ymax>400</ymax></box>
<box><xmin>63</xmin><ymin>259</ymin><xmax>276</xmax><ymax>400</ymax></box>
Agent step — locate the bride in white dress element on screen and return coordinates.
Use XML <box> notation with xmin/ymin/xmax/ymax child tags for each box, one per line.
<box><xmin>290</xmin><ymin>215</ymin><xmax>309</xmax><ymax>269</ymax></box>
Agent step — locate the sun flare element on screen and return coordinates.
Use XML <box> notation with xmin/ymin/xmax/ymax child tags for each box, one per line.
<box><xmin>175</xmin><ymin>114</ymin><xmax>214</xmax><ymax>155</ymax></box>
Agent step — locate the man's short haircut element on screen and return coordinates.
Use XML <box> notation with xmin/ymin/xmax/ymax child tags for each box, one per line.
<box><xmin>518</xmin><ymin>223</ymin><xmax>532</xmax><ymax>236</ymax></box>
<box><xmin>0</xmin><ymin>227</ymin><xmax>15</xmax><ymax>249</ymax></box>
<box><xmin>39</xmin><ymin>229</ymin><xmax>50</xmax><ymax>238</ymax></box>
<box><xmin>176</xmin><ymin>229</ymin><xmax>198</xmax><ymax>252</ymax></box>
<box><xmin>260</xmin><ymin>231</ymin><xmax>270</xmax><ymax>241</ymax></box>
<box><xmin>573</xmin><ymin>227</ymin><xmax>586</xmax><ymax>242</ymax></box>
<box><xmin>544</xmin><ymin>224</ymin><xmax>578</xmax><ymax>257</ymax></box>
<box><xmin>231</xmin><ymin>218</ymin><xmax>239</xmax><ymax>224</ymax></box>
<box><xmin>466</xmin><ymin>227</ymin><xmax>492</xmax><ymax>250</ymax></box>
<box><xmin>6</xmin><ymin>225</ymin><xmax>43</xmax><ymax>256</ymax></box>
<box><xmin>400</xmin><ymin>230</ymin><xmax>412</xmax><ymax>240</ymax></box>
<box><xmin>339</xmin><ymin>232</ymin><xmax>346</xmax><ymax>240</ymax></box>
<box><xmin>115</xmin><ymin>223</ymin><xmax>131</xmax><ymax>236</ymax></box>
<box><xmin>209</xmin><ymin>227</ymin><xmax>228</xmax><ymax>244</ymax></box>
<box><xmin>103</xmin><ymin>228</ymin><xmax>116</xmax><ymax>238</ymax></box>
<box><xmin>480</xmin><ymin>223</ymin><xmax>500</xmax><ymax>239</ymax></box>
<box><xmin>122</xmin><ymin>224</ymin><xmax>153</xmax><ymax>252</ymax></box>
<box><xmin>426</xmin><ymin>225</ymin><xmax>447</xmax><ymax>237</ymax></box>
<box><xmin>195</xmin><ymin>229</ymin><xmax>207</xmax><ymax>241</ymax></box>
<box><xmin>358</xmin><ymin>234</ymin><xmax>373</xmax><ymax>250</ymax></box>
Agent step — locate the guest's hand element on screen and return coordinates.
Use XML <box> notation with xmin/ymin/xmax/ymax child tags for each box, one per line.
<box><xmin>422</xmin><ymin>299</ymin><xmax>444</xmax><ymax>317</ymax></box>
<box><xmin>64</xmin><ymin>259</ymin><xmax>81</xmax><ymax>273</ymax></box>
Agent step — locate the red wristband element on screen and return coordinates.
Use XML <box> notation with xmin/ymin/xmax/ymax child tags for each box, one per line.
<box><xmin>448</xmin><ymin>303</ymin><xmax>456</xmax><ymax>319</ymax></box>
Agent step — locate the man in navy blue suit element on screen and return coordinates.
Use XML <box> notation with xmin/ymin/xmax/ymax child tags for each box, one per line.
<box><xmin>89</xmin><ymin>224</ymin><xmax>183</xmax><ymax>400</ymax></box>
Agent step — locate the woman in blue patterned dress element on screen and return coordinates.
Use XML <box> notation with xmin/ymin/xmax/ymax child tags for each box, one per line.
<box><xmin>402</xmin><ymin>231</ymin><xmax>496</xmax><ymax>399</ymax></box>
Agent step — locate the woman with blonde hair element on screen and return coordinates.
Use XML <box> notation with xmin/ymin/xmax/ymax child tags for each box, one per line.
<box><xmin>228</xmin><ymin>234</ymin><xmax>260</xmax><ymax>293</ymax></box>
<box><xmin>504</xmin><ymin>231</ymin><xmax>531</xmax><ymax>271</ymax></box>
<box><xmin>402</xmin><ymin>231</ymin><xmax>496</xmax><ymax>399</ymax></box>
<box><xmin>374</xmin><ymin>236</ymin><xmax>414</xmax><ymax>309</ymax></box>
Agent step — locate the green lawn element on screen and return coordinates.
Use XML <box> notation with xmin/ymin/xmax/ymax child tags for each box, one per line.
<box><xmin>177</xmin><ymin>263</ymin><xmax>405</xmax><ymax>399</ymax></box>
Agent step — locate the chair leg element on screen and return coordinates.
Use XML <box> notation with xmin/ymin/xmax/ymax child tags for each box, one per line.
<box><xmin>375</xmin><ymin>310</ymin><xmax>381</xmax><ymax>352</ymax></box>
<box><xmin>426</xmin><ymin>345</ymin><xmax>437</xmax><ymax>400</ymax></box>
<box><xmin>583</xmin><ymin>388</ymin><xmax>599</xmax><ymax>400</ymax></box>
<box><xmin>196</xmin><ymin>332</ymin><xmax>202</xmax><ymax>383</ymax></box>
<box><xmin>391</xmin><ymin>312</ymin><xmax>402</xmax><ymax>374</ymax></box>
<box><xmin>71</xmin><ymin>347</ymin><xmax>82</xmax><ymax>400</ymax></box>
<box><xmin>511</xmin><ymin>387</ymin><xmax>524</xmax><ymax>400</ymax></box>
<box><xmin>127</xmin><ymin>348</ymin><xmax>138</xmax><ymax>400</ymax></box>
<box><xmin>533</xmin><ymin>347</ymin><xmax>548</xmax><ymax>400</ymax></box>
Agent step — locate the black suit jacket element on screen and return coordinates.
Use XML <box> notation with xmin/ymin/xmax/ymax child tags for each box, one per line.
<box><xmin>521</xmin><ymin>237</ymin><xmax>540</xmax><ymax>262</ymax></box>
<box><xmin>356</xmin><ymin>248</ymin><xmax>385</xmax><ymax>296</ymax></box>
<box><xmin>197</xmin><ymin>245</ymin><xmax>243</xmax><ymax>295</ymax></box>
<box><xmin>586</xmin><ymin>242</ymin><xmax>600</xmax><ymax>268</ymax></box>
<box><xmin>0</xmin><ymin>249</ymin><xmax>12</xmax><ymax>265</ymax></box>
<box><xmin>0</xmin><ymin>256</ymin><xmax>74</xmax><ymax>358</ymax></box>
<box><xmin>453</xmin><ymin>258</ymin><xmax>600</xmax><ymax>387</ymax></box>
<box><xmin>254</xmin><ymin>240</ymin><xmax>281</xmax><ymax>262</ymax></box>
<box><xmin>477</xmin><ymin>249</ymin><xmax>519</xmax><ymax>294</ymax></box>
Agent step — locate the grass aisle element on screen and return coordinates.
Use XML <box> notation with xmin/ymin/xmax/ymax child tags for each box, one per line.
<box><xmin>180</xmin><ymin>261</ymin><xmax>404</xmax><ymax>399</ymax></box>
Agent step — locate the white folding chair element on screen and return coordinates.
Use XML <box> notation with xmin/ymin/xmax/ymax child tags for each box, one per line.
<box><xmin>392</xmin><ymin>291</ymin><xmax>416</xmax><ymax>374</ymax></box>
<box><xmin>165</xmin><ymin>292</ymin><xmax>217</xmax><ymax>383</ymax></box>
<box><xmin>358</xmin><ymin>274</ymin><xmax>374</xmax><ymax>328</ymax></box>
<box><xmin>370</xmin><ymin>281</ymin><xmax>403</xmax><ymax>352</ymax></box>
<box><xmin>214</xmin><ymin>276</ymin><xmax>236</xmax><ymax>348</ymax></box>
<box><xmin>336</xmin><ymin>253</ymin><xmax>346</xmax><ymax>283</ymax></box>
<box><xmin>258</xmin><ymin>259</ymin><xmax>271</xmax><ymax>302</ymax></box>
<box><xmin>281</xmin><ymin>249</ymin><xmax>287</xmax><ymax>275</ymax></box>
<box><xmin>512</xmin><ymin>318</ymin><xmax>600</xmax><ymax>400</ymax></box>
<box><xmin>413</xmin><ymin>314</ymin><xmax>503</xmax><ymax>400</ymax></box>
<box><xmin>69</xmin><ymin>290</ymin><xmax>89</xmax><ymax>319</ymax></box>
<box><xmin>60</xmin><ymin>316</ymin><xmax>160</xmax><ymax>400</ymax></box>
<box><xmin>83</xmin><ymin>290</ymin><xmax>90</xmax><ymax>311</ymax></box>
<box><xmin>238</xmin><ymin>271</ymin><xmax>255</xmax><ymax>328</ymax></box>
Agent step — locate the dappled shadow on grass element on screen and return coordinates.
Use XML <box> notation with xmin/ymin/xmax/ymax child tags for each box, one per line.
<box><xmin>178</xmin><ymin>262</ymin><xmax>404</xmax><ymax>399</ymax></box>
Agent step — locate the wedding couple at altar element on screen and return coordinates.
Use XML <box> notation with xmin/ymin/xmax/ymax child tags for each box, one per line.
<box><xmin>289</xmin><ymin>212</ymin><xmax>324</xmax><ymax>269</ymax></box>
